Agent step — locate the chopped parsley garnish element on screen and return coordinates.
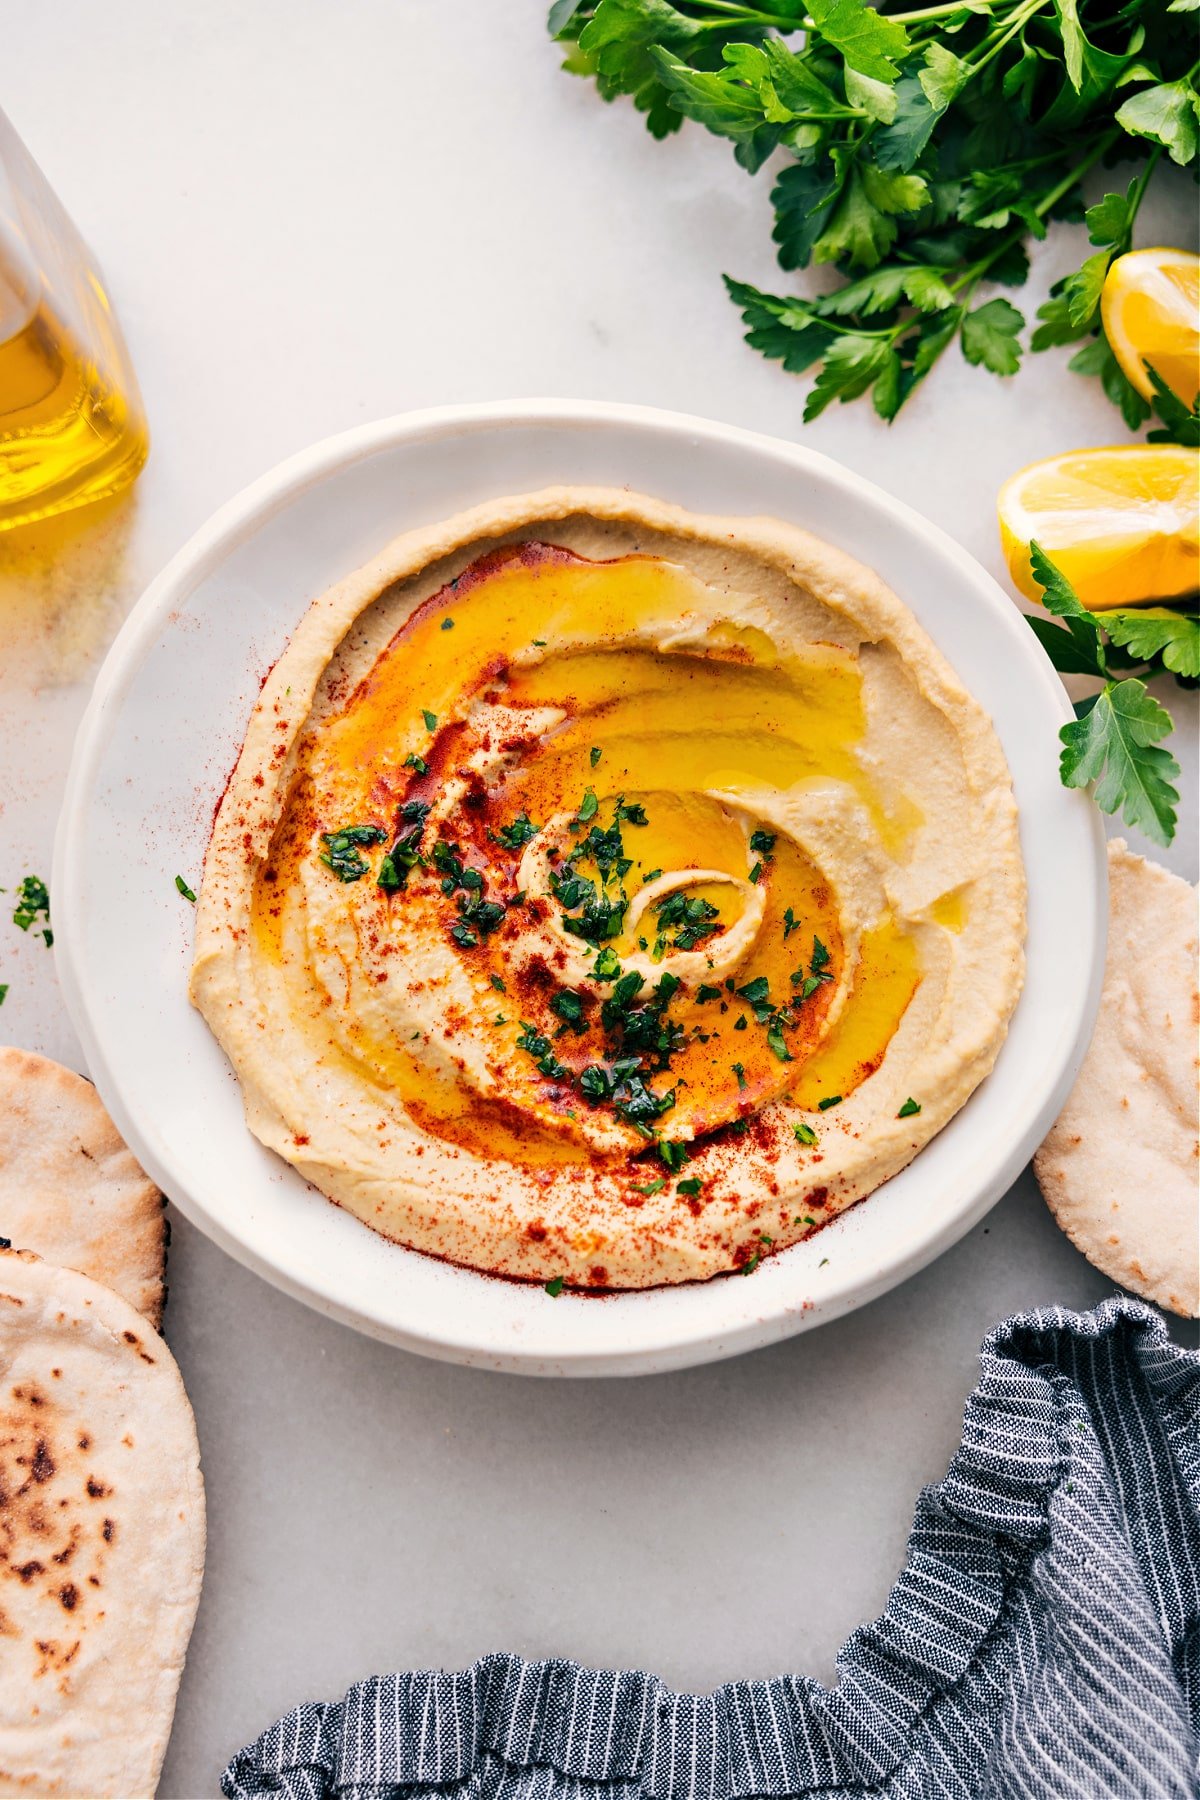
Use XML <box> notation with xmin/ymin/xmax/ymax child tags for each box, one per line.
<box><xmin>817</xmin><ymin>1094</ymin><xmax>842</xmax><ymax>1111</ymax></box>
<box><xmin>734</xmin><ymin>1015</ymin><xmax>747</xmax><ymax>1030</ymax></box>
<box><xmin>575</xmin><ymin>788</ymin><xmax>599</xmax><ymax>824</ymax></box>
<box><xmin>590</xmin><ymin>746</ymin><xmax>602</xmax><ymax>767</ymax></box>
<box><xmin>0</xmin><ymin>985</ymin><xmax>6</xmax><ymax>1005</ymax></box>
<box><xmin>633</xmin><ymin>1177</ymin><xmax>666</xmax><ymax>1196</ymax></box>
<box><xmin>545</xmin><ymin>1276</ymin><xmax>565</xmax><ymax>1297</ymax></box>
<box><xmin>697</xmin><ymin>983</ymin><xmax>722</xmax><ymax>1003</ymax></box>
<box><xmin>532</xmin><ymin>639</ymin><xmax>547</xmax><ymax>648</ymax></box>
<box><xmin>732</xmin><ymin>1062</ymin><xmax>747</xmax><ymax>1091</ymax></box>
<box><xmin>404</xmin><ymin>753</ymin><xmax>429</xmax><ymax>775</ymax></box>
<box><xmin>569</xmin><ymin>822</ymin><xmax>630</xmax><ymax>883</ymax></box>
<box><xmin>793</xmin><ymin>1121</ymin><xmax>818</xmax><ymax>1146</ymax></box>
<box><xmin>378</xmin><ymin>816</ymin><xmax>427</xmax><ymax>892</ymax></box>
<box><xmin>734</xmin><ymin>976</ymin><xmax>772</xmax><ymax>1020</ymax></box>
<box><xmin>678</xmin><ymin>1177</ymin><xmax>702</xmax><ymax>1197</ymax></box>
<box><xmin>450</xmin><ymin>922</ymin><xmax>478</xmax><ymax>947</ymax></box>
<box><xmin>643</xmin><ymin>868</ymin><xmax>663</xmax><ymax>883</ymax></box>
<box><xmin>493</xmin><ymin>813</ymin><xmax>540</xmax><ymax>851</ymax></box>
<box><xmin>733</xmin><ymin>974</ymin><xmax>793</xmax><ymax>1062</ymax></box>
<box><xmin>612</xmin><ymin>1071</ymin><xmax>675</xmax><ymax>1124</ymax></box>
<box><xmin>515</xmin><ymin>1021</ymin><xmax>571</xmax><ymax>1081</ymax></box>
<box><xmin>550</xmin><ymin>871</ymin><xmax>596</xmax><ymax>910</ymax></box>
<box><xmin>782</xmin><ymin>907</ymin><xmax>801</xmax><ymax>941</ymax></box>
<box><xmin>319</xmin><ymin>825</ymin><xmax>387</xmax><ymax>882</ymax></box>
<box><xmin>550</xmin><ymin>989</ymin><xmax>587</xmax><ymax>1034</ymax></box>
<box><xmin>440</xmin><ymin>616</ymin><xmax>455</xmax><ymax>630</ymax></box>
<box><xmin>657</xmin><ymin>1139</ymin><xmax>689</xmax><ymax>1172</ymax></box>
<box><xmin>454</xmin><ymin>892</ymin><xmax>506</xmax><ymax>940</ymax></box>
<box><xmin>562</xmin><ymin>894</ymin><xmax>627</xmax><ymax>944</ymax></box>
<box><xmin>592</xmin><ymin>946</ymin><xmax>621</xmax><ymax>981</ymax></box>
<box><xmin>741</xmin><ymin>1232</ymin><xmax>773</xmax><ymax>1275</ymax></box>
<box><xmin>793</xmin><ymin>935</ymin><xmax>835</xmax><ymax>1001</ymax></box>
<box><xmin>898</xmin><ymin>1097</ymin><xmax>922</xmax><ymax>1118</ymax></box>
<box><xmin>749</xmin><ymin>829</ymin><xmax>776</xmax><ymax>857</ymax></box>
<box><xmin>432</xmin><ymin>841</ymin><xmax>467</xmax><ymax>890</ymax></box>
<box><xmin>748</xmin><ymin>862</ymin><xmax>764</xmax><ymax>884</ymax></box>
<box><xmin>579</xmin><ymin>1064</ymin><xmax>613</xmax><ymax>1102</ymax></box>
<box><xmin>655</xmin><ymin>891</ymin><xmax>721</xmax><ymax>950</ymax></box>
<box><xmin>615</xmin><ymin>798</ymin><xmax>648</xmax><ymax>826</ymax></box>
<box><xmin>421</xmin><ymin>709</ymin><xmax>438</xmax><ymax>731</ymax></box>
<box><xmin>490</xmin><ymin>974</ymin><xmax>507</xmax><ymax>993</ymax></box>
<box><xmin>175</xmin><ymin>875</ymin><xmax>197</xmax><ymax>903</ymax></box>
<box><xmin>601</xmin><ymin>970</ymin><xmax>681</xmax><ymax>1064</ymax></box>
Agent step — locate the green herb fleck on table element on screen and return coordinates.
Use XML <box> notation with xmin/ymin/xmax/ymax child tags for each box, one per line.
<box><xmin>175</xmin><ymin>875</ymin><xmax>197</xmax><ymax>903</ymax></box>
<box><xmin>545</xmin><ymin>1275</ymin><xmax>565</xmax><ymax>1297</ymax></box>
<box><xmin>12</xmin><ymin>875</ymin><xmax>51</xmax><ymax>944</ymax></box>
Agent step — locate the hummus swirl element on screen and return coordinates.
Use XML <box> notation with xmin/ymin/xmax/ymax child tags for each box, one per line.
<box><xmin>191</xmin><ymin>488</ymin><xmax>1026</xmax><ymax>1287</ymax></box>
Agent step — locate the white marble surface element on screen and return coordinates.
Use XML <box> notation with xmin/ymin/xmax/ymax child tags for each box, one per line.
<box><xmin>4</xmin><ymin>6</ymin><xmax>1197</xmax><ymax>1794</ymax></box>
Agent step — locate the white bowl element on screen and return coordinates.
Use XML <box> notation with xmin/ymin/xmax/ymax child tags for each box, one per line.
<box><xmin>54</xmin><ymin>401</ymin><xmax>1106</xmax><ymax>1375</ymax></box>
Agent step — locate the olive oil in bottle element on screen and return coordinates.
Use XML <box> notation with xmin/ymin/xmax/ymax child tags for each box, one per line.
<box><xmin>0</xmin><ymin>109</ymin><xmax>147</xmax><ymax>532</ymax></box>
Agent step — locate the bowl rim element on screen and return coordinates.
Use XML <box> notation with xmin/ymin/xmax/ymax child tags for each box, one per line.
<box><xmin>53</xmin><ymin>398</ymin><xmax>1107</xmax><ymax>1374</ymax></box>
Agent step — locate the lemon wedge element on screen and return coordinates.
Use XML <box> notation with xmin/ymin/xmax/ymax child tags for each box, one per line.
<box><xmin>1101</xmin><ymin>248</ymin><xmax>1200</xmax><ymax>406</ymax></box>
<box><xmin>998</xmin><ymin>446</ymin><xmax>1199</xmax><ymax>610</ymax></box>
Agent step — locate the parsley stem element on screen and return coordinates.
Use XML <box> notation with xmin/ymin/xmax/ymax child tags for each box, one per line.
<box><xmin>966</xmin><ymin>0</ymin><xmax>1051</xmax><ymax>75</ymax></box>
<box><xmin>687</xmin><ymin>0</ymin><xmax>1009</xmax><ymax>28</ymax></box>
<box><xmin>1119</xmin><ymin>145</ymin><xmax>1161</xmax><ymax>252</ymax></box>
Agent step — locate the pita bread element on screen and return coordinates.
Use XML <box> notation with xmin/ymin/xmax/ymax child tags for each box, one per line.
<box><xmin>1034</xmin><ymin>840</ymin><xmax>1199</xmax><ymax>1317</ymax></box>
<box><xmin>0</xmin><ymin>1049</ymin><xmax>166</xmax><ymax>1326</ymax></box>
<box><xmin>0</xmin><ymin>1250</ymin><xmax>204</xmax><ymax>1798</ymax></box>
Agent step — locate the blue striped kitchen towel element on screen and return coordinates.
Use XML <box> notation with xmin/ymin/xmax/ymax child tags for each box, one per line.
<box><xmin>222</xmin><ymin>1297</ymin><xmax>1199</xmax><ymax>1800</ymax></box>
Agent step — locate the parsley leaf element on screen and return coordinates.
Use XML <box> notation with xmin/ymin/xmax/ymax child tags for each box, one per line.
<box><xmin>805</xmin><ymin>0</ymin><xmax>909</xmax><ymax>83</ymax></box>
<box><xmin>1146</xmin><ymin>369</ymin><xmax>1200</xmax><ymax>448</ymax></box>
<box><xmin>1027</xmin><ymin>545</ymin><xmax>1183</xmax><ymax>844</ymax></box>
<box><xmin>1103</xmin><ymin>609</ymin><xmax>1200</xmax><ymax>681</ymax></box>
<box><xmin>1060</xmin><ymin>681</ymin><xmax>1180</xmax><ymax>847</ymax></box>
<box><xmin>960</xmin><ymin>298</ymin><xmax>1024</xmax><ymax>376</ymax></box>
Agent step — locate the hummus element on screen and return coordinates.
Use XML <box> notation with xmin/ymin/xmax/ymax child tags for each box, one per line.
<box><xmin>191</xmin><ymin>488</ymin><xmax>1026</xmax><ymax>1287</ymax></box>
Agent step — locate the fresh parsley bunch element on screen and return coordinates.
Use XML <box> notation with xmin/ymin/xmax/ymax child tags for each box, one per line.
<box><xmin>548</xmin><ymin>0</ymin><xmax>1200</xmax><ymax>425</ymax></box>
<box><xmin>1026</xmin><ymin>543</ymin><xmax>1197</xmax><ymax>844</ymax></box>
